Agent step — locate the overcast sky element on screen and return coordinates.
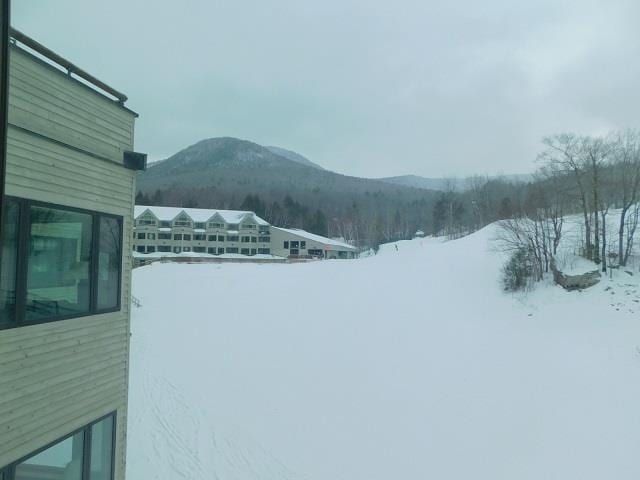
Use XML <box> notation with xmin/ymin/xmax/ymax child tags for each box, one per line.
<box><xmin>12</xmin><ymin>0</ymin><xmax>640</xmax><ymax>178</ymax></box>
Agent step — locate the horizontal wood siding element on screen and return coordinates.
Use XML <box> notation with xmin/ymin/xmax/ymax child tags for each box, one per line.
<box><xmin>0</xmin><ymin>48</ymin><xmax>136</xmax><ymax>480</ymax></box>
<box><xmin>7</xmin><ymin>45</ymin><xmax>135</xmax><ymax>164</ymax></box>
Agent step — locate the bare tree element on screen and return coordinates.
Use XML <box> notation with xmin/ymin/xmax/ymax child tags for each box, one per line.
<box><xmin>612</xmin><ymin>130</ymin><xmax>640</xmax><ymax>266</ymax></box>
<box><xmin>581</xmin><ymin>134</ymin><xmax>615</xmax><ymax>264</ymax></box>
<box><xmin>539</xmin><ymin>134</ymin><xmax>593</xmax><ymax>259</ymax></box>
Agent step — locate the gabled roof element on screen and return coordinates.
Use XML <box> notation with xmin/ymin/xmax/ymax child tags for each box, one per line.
<box><xmin>272</xmin><ymin>227</ymin><xmax>357</xmax><ymax>251</ymax></box>
<box><xmin>134</xmin><ymin>205</ymin><xmax>270</xmax><ymax>225</ymax></box>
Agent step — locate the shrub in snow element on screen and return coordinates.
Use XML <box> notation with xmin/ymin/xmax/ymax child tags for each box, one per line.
<box><xmin>502</xmin><ymin>248</ymin><xmax>534</xmax><ymax>291</ymax></box>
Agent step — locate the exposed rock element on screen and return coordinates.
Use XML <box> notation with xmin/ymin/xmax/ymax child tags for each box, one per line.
<box><xmin>550</xmin><ymin>257</ymin><xmax>601</xmax><ymax>291</ymax></box>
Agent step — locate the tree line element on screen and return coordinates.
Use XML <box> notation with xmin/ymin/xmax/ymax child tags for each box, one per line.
<box><xmin>494</xmin><ymin>130</ymin><xmax>640</xmax><ymax>290</ymax></box>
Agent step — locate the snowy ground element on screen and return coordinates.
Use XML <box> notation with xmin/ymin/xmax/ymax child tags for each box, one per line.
<box><xmin>127</xmin><ymin>224</ymin><xmax>640</xmax><ymax>480</ymax></box>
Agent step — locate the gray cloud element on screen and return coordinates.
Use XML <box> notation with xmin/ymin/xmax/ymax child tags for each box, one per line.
<box><xmin>12</xmin><ymin>0</ymin><xmax>640</xmax><ymax>177</ymax></box>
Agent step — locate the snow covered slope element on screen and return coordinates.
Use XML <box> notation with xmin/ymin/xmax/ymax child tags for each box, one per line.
<box><xmin>128</xmin><ymin>225</ymin><xmax>640</xmax><ymax>480</ymax></box>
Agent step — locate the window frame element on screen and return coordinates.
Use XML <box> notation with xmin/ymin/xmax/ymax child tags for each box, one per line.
<box><xmin>0</xmin><ymin>196</ymin><xmax>123</xmax><ymax>331</ymax></box>
<box><xmin>0</xmin><ymin>411</ymin><xmax>117</xmax><ymax>480</ymax></box>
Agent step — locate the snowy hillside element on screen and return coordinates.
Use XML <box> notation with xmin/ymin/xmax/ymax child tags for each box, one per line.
<box><xmin>128</xmin><ymin>225</ymin><xmax>640</xmax><ymax>480</ymax></box>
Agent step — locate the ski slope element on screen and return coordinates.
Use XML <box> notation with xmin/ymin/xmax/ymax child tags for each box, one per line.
<box><xmin>128</xmin><ymin>224</ymin><xmax>640</xmax><ymax>480</ymax></box>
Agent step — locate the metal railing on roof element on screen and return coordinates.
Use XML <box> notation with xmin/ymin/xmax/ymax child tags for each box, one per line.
<box><xmin>10</xmin><ymin>27</ymin><xmax>128</xmax><ymax>104</ymax></box>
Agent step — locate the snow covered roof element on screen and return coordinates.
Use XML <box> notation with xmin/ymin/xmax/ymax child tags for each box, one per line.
<box><xmin>135</xmin><ymin>205</ymin><xmax>269</xmax><ymax>226</ymax></box>
<box><xmin>273</xmin><ymin>227</ymin><xmax>357</xmax><ymax>251</ymax></box>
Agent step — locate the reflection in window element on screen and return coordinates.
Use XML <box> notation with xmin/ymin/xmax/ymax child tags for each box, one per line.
<box><xmin>15</xmin><ymin>431</ymin><xmax>84</xmax><ymax>480</ymax></box>
<box><xmin>0</xmin><ymin>199</ymin><xmax>18</xmax><ymax>325</ymax></box>
<box><xmin>89</xmin><ymin>416</ymin><xmax>114</xmax><ymax>480</ymax></box>
<box><xmin>26</xmin><ymin>206</ymin><xmax>92</xmax><ymax>321</ymax></box>
<box><xmin>97</xmin><ymin>217</ymin><xmax>121</xmax><ymax>310</ymax></box>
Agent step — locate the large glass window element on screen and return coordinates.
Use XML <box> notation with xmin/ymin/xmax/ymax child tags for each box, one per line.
<box><xmin>26</xmin><ymin>206</ymin><xmax>92</xmax><ymax>321</ymax></box>
<box><xmin>0</xmin><ymin>199</ymin><xmax>18</xmax><ymax>326</ymax></box>
<box><xmin>97</xmin><ymin>217</ymin><xmax>121</xmax><ymax>311</ymax></box>
<box><xmin>3</xmin><ymin>414</ymin><xmax>115</xmax><ymax>480</ymax></box>
<box><xmin>89</xmin><ymin>416</ymin><xmax>114</xmax><ymax>480</ymax></box>
<box><xmin>14</xmin><ymin>430</ymin><xmax>84</xmax><ymax>480</ymax></box>
<box><xmin>0</xmin><ymin>198</ymin><xmax>124</xmax><ymax>329</ymax></box>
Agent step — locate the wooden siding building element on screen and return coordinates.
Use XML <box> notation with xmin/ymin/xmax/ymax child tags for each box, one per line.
<box><xmin>0</xmin><ymin>29</ymin><xmax>144</xmax><ymax>480</ymax></box>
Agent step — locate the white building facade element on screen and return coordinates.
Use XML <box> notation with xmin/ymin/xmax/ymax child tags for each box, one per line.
<box><xmin>133</xmin><ymin>206</ymin><xmax>358</xmax><ymax>260</ymax></box>
<box><xmin>132</xmin><ymin>206</ymin><xmax>273</xmax><ymax>256</ymax></box>
<box><xmin>271</xmin><ymin>227</ymin><xmax>358</xmax><ymax>259</ymax></box>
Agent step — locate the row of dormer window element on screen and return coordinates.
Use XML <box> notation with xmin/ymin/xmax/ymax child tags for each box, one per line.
<box><xmin>136</xmin><ymin>218</ymin><xmax>267</xmax><ymax>231</ymax></box>
<box><xmin>135</xmin><ymin>232</ymin><xmax>271</xmax><ymax>243</ymax></box>
<box><xmin>135</xmin><ymin>245</ymin><xmax>271</xmax><ymax>255</ymax></box>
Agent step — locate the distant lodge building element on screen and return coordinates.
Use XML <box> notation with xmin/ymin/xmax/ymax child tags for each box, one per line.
<box><xmin>132</xmin><ymin>205</ymin><xmax>358</xmax><ymax>261</ymax></box>
<box><xmin>271</xmin><ymin>226</ymin><xmax>358</xmax><ymax>259</ymax></box>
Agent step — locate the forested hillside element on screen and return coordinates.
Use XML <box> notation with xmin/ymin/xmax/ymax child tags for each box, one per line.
<box><xmin>137</xmin><ymin>137</ymin><xmax>439</xmax><ymax>245</ymax></box>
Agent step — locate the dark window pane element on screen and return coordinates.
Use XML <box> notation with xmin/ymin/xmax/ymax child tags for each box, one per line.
<box><xmin>26</xmin><ymin>206</ymin><xmax>92</xmax><ymax>321</ymax></box>
<box><xmin>98</xmin><ymin>217</ymin><xmax>121</xmax><ymax>310</ymax></box>
<box><xmin>0</xmin><ymin>199</ymin><xmax>18</xmax><ymax>326</ymax></box>
<box><xmin>15</xmin><ymin>431</ymin><xmax>84</xmax><ymax>480</ymax></box>
<box><xmin>89</xmin><ymin>416</ymin><xmax>114</xmax><ymax>480</ymax></box>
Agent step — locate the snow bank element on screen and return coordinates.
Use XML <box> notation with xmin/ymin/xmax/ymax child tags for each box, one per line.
<box><xmin>128</xmin><ymin>224</ymin><xmax>640</xmax><ymax>480</ymax></box>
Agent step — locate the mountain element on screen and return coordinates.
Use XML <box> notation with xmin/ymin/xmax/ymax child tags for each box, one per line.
<box><xmin>136</xmin><ymin>137</ymin><xmax>438</xmax><ymax>239</ymax></box>
<box><xmin>378</xmin><ymin>173</ymin><xmax>533</xmax><ymax>191</ymax></box>
<box><xmin>265</xmin><ymin>145</ymin><xmax>324</xmax><ymax>170</ymax></box>
<box><xmin>377</xmin><ymin>175</ymin><xmax>455</xmax><ymax>191</ymax></box>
